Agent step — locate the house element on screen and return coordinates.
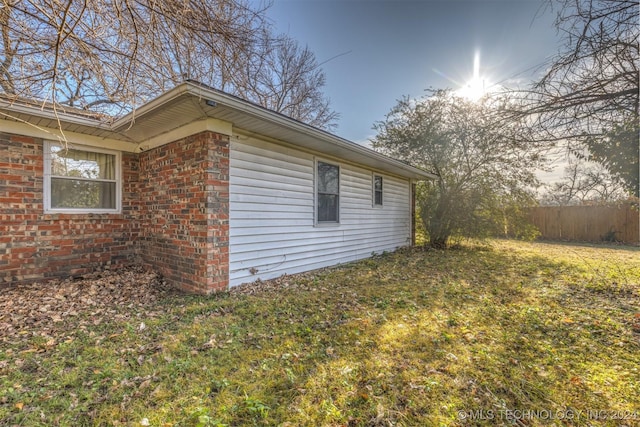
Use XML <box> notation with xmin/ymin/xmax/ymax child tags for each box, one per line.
<box><xmin>0</xmin><ymin>81</ymin><xmax>434</xmax><ymax>293</ymax></box>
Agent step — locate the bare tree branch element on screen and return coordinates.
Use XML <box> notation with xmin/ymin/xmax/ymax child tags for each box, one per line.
<box><xmin>508</xmin><ymin>0</ymin><xmax>638</xmax><ymax>196</ymax></box>
<box><xmin>0</xmin><ymin>0</ymin><xmax>338</xmax><ymax>129</ymax></box>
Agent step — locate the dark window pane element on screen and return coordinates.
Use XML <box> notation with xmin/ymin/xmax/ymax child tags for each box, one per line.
<box><xmin>317</xmin><ymin>161</ymin><xmax>340</xmax><ymax>222</ymax></box>
<box><xmin>374</xmin><ymin>176</ymin><xmax>383</xmax><ymax>205</ymax></box>
<box><xmin>318</xmin><ymin>194</ymin><xmax>339</xmax><ymax>222</ymax></box>
<box><xmin>375</xmin><ymin>190</ymin><xmax>383</xmax><ymax>206</ymax></box>
<box><xmin>317</xmin><ymin>162</ymin><xmax>339</xmax><ymax>194</ymax></box>
<box><xmin>51</xmin><ymin>178</ymin><xmax>116</xmax><ymax>209</ymax></box>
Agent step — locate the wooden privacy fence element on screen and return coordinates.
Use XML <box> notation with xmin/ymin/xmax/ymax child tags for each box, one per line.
<box><xmin>528</xmin><ymin>203</ymin><xmax>640</xmax><ymax>244</ymax></box>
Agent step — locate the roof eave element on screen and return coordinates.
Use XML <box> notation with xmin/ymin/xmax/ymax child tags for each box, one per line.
<box><xmin>0</xmin><ymin>98</ymin><xmax>109</xmax><ymax>129</ymax></box>
<box><xmin>162</xmin><ymin>82</ymin><xmax>436</xmax><ymax>180</ymax></box>
<box><xmin>2</xmin><ymin>83</ymin><xmax>436</xmax><ymax>180</ymax></box>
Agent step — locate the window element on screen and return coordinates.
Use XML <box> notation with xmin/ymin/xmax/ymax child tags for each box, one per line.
<box><xmin>316</xmin><ymin>161</ymin><xmax>339</xmax><ymax>223</ymax></box>
<box><xmin>44</xmin><ymin>142</ymin><xmax>121</xmax><ymax>213</ymax></box>
<box><xmin>373</xmin><ymin>175</ymin><xmax>383</xmax><ymax>206</ymax></box>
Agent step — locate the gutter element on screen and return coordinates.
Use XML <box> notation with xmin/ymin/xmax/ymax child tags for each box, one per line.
<box><xmin>0</xmin><ymin>98</ymin><xmax>110</xmax><ymax>130</ymax></box>
<box><xmin>2</xmin><ymin>82</ymin><xmax>436</xmax><ymax>181</ymax></box>
<box><xmin>177</xmin><ymin>82</ymin><xmax>437</xmax><ymax>180</ymax></box>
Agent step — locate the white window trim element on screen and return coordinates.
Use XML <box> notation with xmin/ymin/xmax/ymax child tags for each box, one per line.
<box><xmin>372</xmin><ymin>173</ymin><xmax>384</xmax><ymax>208</ymax></box>
<box><xmin>314</xmin><ymin>157</ymin><xmax>340</xmax><ymax>226</ymax></box>
<box><xmin>43</xmin><ymin>141</ymin><xmax>122</xmax><ymax>214</ymax></box>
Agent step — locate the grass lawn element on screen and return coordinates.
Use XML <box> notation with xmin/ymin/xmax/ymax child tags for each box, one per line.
<box><xmin>1</xmin><ymin>240</ymin><xmax>639</xmax><ymax>426</ymax></box>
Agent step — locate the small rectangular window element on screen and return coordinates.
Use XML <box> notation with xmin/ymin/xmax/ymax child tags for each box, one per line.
<box><xmin>44</xmin><ymin>142</ymin><xmax>121</xmax><ymax>213</ymax></box>
<box><xmin>373</xmin><ymin>175</ymin><xmax>383</xmax><ymax>206</ymax></box>
<box><xmin>317</xmin><ymin>161</ymin><xmax>339</xmax><ymax>223</ymax></box>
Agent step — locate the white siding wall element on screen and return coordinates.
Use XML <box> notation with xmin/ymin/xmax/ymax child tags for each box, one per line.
<box><xmin>229</xmin><ymin>136</ymin><xmax>411</xmax><ymax>287</ymax></box>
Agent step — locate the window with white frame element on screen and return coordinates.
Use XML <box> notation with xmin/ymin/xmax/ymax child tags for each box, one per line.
<box><xmin>373</xmin><ymin>175</ymin><xmax>383</xmax><ymax>206</ymax></box>
<box><xmin>44</xmin><ymin>141</ymin><xmax>121</xmax><ymax>213</ymax></box>
<box><xmin>316</xmin><ymin>161</ymin><xmax>340</xmax><ymax>223</ymax></box>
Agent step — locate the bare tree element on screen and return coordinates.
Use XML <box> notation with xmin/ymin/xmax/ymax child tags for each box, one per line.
<box><xmin>540</xmin><ymin>154</ymin><xmax>629</xmax><ymax>205</ymax></box>
<box><xmin>0</xmin><ymin>0</ymin><xmax>338</xmax><ymax>129</ymax></box>
<box><xmin>234</xmin><ymin>35</ymin><xmax>340</xmax><ymax>131</ymax></box>
<box><xmin>515</xmin><ymin>0</ymin><xmax>639</xmax><ymax>195</ymax></box>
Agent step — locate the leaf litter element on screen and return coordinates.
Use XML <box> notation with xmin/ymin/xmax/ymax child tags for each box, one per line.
<box><xmin>0</xmin><ymin>266</ymin><xmax>174</xmax><ymax>349</ymax></box>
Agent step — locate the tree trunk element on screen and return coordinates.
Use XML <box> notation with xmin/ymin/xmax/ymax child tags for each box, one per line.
<box><xmin>429</xmin><ymin>235</ymin><xmax>449</xmax><ymax>249</ymax></box>
<box><xmin>426</xmin><ymin>198</ymin><xmax>451</xmax><ymax>248</ymax></box>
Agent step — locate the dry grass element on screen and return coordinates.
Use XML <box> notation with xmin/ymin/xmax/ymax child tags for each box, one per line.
<box><xmin>1</xmin><ymin>240</ymin><xmax>639</xmax><ymax>426</ymax></box>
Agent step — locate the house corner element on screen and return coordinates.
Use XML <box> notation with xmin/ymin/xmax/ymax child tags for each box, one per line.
<box><xmin>137</xmin><ymin>130</ymin><xmax>230</xmax><ymax>294</ymax></box>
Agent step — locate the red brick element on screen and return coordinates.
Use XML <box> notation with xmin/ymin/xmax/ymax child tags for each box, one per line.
<box><xmin>1</xmin><ymin>133</ymin><xmax>138</xmax><ymax>285</ymax></box>
<box><xmin>2</xmin><ymin>130</ymin><xmax>229</xmax><ymax>293</ymax></box>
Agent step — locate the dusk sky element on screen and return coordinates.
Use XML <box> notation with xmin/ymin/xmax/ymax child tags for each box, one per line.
<box><xmin>261</xmin><ymin>0</ymin><xmax>563</xmax><ymax>144</ymax></box>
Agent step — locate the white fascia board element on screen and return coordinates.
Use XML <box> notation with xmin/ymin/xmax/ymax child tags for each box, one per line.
<box><xmin>2</xmin><ymin>82</ymin><xmax>435</xmax><ymax>180</ymax></box>
<box><xmin>0</xmin><ymin>118</ymin><xmax>137</xmax><ymax>152</ymax></box>
<box><xmin>0</xmin><ymin>99</ymin><xmax>111</xmax><ymax>130</ymax></box>
<box><xmin>174</xmin><ymin>83</ymin><xmax>436</xmax><ymax>180</ymax></box>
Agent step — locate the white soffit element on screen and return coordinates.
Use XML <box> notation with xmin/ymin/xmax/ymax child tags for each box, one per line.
<box><xmin>136</xmin><ymin>82</ymin><xmax>435</xmax><ymax>180</ymax></box>
<box><xmin>1</xmin><ymin>83</ymin><xmax>434</xmax><ymax>180</ymax></box>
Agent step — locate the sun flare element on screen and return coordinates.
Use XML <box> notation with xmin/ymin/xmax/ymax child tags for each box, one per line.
<box><xmin>458</xmin><ymin>76</ymin><xmax>486</xmax><ymax>101</ymax></box>
<box><xmin>457</xmin><ymin>51</ymin><xmax>490</xmax><ymax>101</ymax></box>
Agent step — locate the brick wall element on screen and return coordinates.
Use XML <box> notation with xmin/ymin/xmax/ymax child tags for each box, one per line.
<box><xmin>0</xmin><ymin>133</ymin><xmax>139</xmax><ymax>283</ymax></box>
<box><xmin>137</xmin><ymin>131</ymin><xmax>230</xmax><ymax>293</ymax></box>
<box><xmin>204</xmin><ymin>134</ymin><xmax>230</xmax><ymax>292</ymax></box>
<box><xmin>1</xmin><ymin>130</ymin><xmax>230</xmax><ymax>293</ymax></box>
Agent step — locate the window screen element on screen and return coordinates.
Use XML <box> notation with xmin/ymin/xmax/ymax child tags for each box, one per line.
<box><xmin>374</xmin><ymin>175</ymin><xmax>383</xmax><ymax>206</ymax></box>
<box><xmin>317</xmin><ymin>161</ymin><xmax>339</xmax><ymax>222</ymax></box>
